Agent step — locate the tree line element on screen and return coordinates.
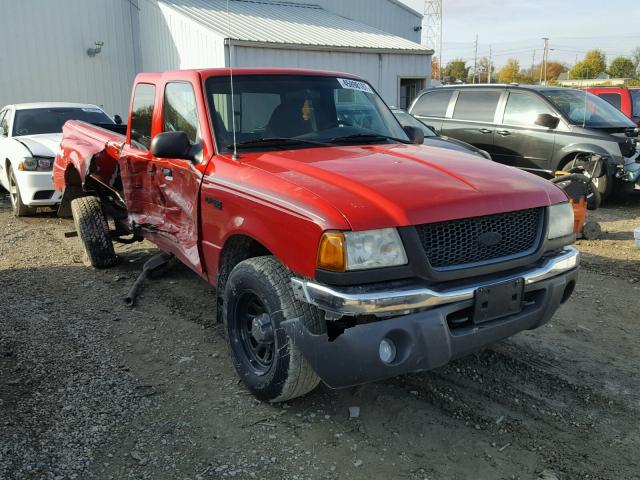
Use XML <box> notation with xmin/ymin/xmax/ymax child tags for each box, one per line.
<box><xmin>432</xmin><ymin>47</ymin><xmax>640</xmax><ymax>85</ymax></box>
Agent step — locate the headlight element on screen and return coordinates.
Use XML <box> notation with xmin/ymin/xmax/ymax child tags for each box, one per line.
<box><xmin>19</xmin><ymin>157</ymin><xmax>53</xmax><ymax>171</ymax></box>
<box><xmin>317</xmin><ymin>228</ymin><xmax>407</xmax><ymax>272</ymax></box>
<box><xmin>21</xmin><ymin>157</ymin><xmax>38</xmax><ymax>170</ymax></box>
<box><xmin>37</xmin><ymin>157</ymin><xmax>53</xmax><ymax>170</ymax></box>
<box><xmin>547</xmin><ymin>203</ymin><xmax>574</xmax><ymax>239</ymax></box>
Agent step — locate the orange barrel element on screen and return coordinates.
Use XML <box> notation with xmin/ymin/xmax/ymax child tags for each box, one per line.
<box><xmin>571</xmin><ymin>197</ymin><xmax>587</xmax><ymax>234</ymax></box>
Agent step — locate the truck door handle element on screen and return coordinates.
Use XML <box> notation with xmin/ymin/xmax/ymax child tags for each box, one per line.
<box><xmin>479</xmin><ymin>128</ymin><xmax>492</xmax><ymax>134</ymax></box>
<box><xmin>497</xmin><ymin>130</ymin><xmax>511</xmax><ymax>136</ymax></box>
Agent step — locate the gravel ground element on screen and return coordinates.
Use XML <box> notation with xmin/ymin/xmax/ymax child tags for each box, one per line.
<box><xmin>1</xmin><ymin>190</ymin><xmax>639</xmax><ymax>480</ymax></box>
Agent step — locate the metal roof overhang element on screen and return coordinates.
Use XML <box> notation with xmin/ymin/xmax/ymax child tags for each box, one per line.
<box><xmin>224</xmin><ymin>38</ymin><xmax>434</xmax><ymax>55</ymax></box>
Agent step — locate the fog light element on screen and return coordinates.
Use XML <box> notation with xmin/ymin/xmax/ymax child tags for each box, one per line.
<box><xmin>379</xmin><ymin>338</ymin><xmax>396</xmax><ymax>364</ymax></box>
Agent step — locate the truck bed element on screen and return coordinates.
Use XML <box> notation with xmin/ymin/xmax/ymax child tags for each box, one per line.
<box><xmin>53</xmin><ymin>120</ymin><xmax>125</xmax><ymax>192</ymax></box>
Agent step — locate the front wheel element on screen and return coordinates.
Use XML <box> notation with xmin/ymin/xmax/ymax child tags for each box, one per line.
<box><xmin>223</xmin><ymin>256</ymin><xmax>325</xmax><ymax>402</ymax></box>
<box><xmin>590</xmin><ymin>172</ymin><xmax>610</xmax><ymax>200</ymax></box>
<box><xmin>561</xmin><ymin>159</ymin><xmax>610</xmax><ymax>201</ymax></box>
<box><xmin>8</xmin><ymin>168</ymin><xmax>36</xmax><ymax>217</ymax></box>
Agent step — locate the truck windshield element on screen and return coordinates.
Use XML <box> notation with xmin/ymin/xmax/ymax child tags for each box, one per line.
<box><xmin>12</xmin><ymin>107</ymin><xmax>113</xmax><ymax>136</ymax></box>
<box><xmin>205</xmin><ymin>75</ymin><xmax>409</xmax><ymax>151</ymax></box>
<box><xmin>541</xmin><ymin>89</ymin><xmax>635</xmax><ymax>128</ymax></box>
<box><xmin>631</xmin><ymin>89</ymin><xmax>640</xmax><ymax>117</ymax></box>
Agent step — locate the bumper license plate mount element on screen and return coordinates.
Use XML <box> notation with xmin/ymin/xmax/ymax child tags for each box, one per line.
<box><xmin>473</xmin><ymin>278</ymin><xmax>524</xmax><ymax>323</ymax></box>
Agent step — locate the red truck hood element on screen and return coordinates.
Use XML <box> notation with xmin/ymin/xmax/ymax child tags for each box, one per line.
<box><xmin>248</xmin><ymin>143</ymin><xmax>566</xmax><ymax>231</ymax></box>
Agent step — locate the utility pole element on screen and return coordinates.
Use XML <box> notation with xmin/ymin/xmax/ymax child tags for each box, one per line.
<box><xmin>540</xmin><ymin>37</ymin><xmax>549</xmax><ymax>85</ymax></box>
<box><xmin>473</xmin><ymin>34</ymin><xmax>478</xmax><ymax>84</ymax></box>
<box><xmin>488</xmin><ymin>44</ymin><xmax>492</xmax><ymax>83</ymax></box>
<box><xmin>423</xmin><ymin>0</ymin><xmax>443</xmax><ymax>81</ymax></box>
<box><xmin>531</xmin><ymin>49</ymin><xmax>536</xmax><ymax>79</ymax></box>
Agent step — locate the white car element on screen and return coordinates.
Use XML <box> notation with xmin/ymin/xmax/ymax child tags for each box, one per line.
<box><xmin>0</xmin><ymin>102</ymin><xmax>115</xmax><ymax>216</ymax></box>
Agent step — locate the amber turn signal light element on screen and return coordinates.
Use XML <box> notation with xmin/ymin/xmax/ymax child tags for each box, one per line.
<box><xmin>317</xmin><ymin>231</ymin><xmax>346</xmax><ymax>272</ymax></box>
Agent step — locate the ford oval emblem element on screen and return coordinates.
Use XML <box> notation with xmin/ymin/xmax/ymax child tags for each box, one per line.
<box><xmin>478</xmin><ymin>231</ymin><xmax>502</xmax><ymax>247</ymax></box>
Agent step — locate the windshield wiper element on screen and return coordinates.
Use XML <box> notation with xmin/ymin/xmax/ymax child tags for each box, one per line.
<box><xmin>227</xmin><ymin>137</ymin><xmax>328</xmax><ymax>150</ymax></box>
<box><xmin>329</xmin><ymin>134</ymin><xmax>410</xmax><ymax>145</ymax></box>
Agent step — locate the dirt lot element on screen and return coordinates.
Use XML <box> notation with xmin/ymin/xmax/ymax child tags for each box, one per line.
<box><xmin>1</xmin><ymin>191</ymin><xmax>639</xmax><ymax>480</ymax></box>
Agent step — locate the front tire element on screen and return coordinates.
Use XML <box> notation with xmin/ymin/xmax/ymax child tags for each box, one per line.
<box><xmin>590</xmin><ymin>171</ymin><xmax>610</xmax><ymax>200</ymax></box>
<box><xmin>8</xmin><ymin>168</ymin><xmax>36</xmax><ymax>217</ymax></box>
<box><xmin>223</xmin><ymin>256</ymin><xmax>325</xmax><ymax>402</ymax></box>
<box><xmin>71</xmin><ymin>196</ymin><xmax>118</xmax><ymax>268</ymax></box>
<box><xmin>561</xmin><ymin>158</ymin><xmax>610</xmax><ymax>200</ymax></box>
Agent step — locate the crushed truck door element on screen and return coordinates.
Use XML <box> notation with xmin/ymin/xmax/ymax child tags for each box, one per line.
<box><xmin>150</xmin><ymin>79</ymin><xmax>209</xmax><ymax>274</ymax></box>
<box><xmin>120</xmin><ymin>83</ymin><xmax>165</xmax><ymax>228</ymax></box>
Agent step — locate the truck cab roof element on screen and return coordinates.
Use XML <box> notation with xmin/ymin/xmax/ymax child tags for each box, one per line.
<box><xmin>133</xmin><ymin>68</ymin><xmax>363</xmax><ymax>83</ymax></box>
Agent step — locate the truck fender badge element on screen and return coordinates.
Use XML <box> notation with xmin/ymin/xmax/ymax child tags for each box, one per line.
<box><xmin>478</xmin><ymin>231</ymin><xmax>502</xmax><ymax>247</ymax></box>
<box><xmin>205</xmin><ymin>197</ymin><xmax>223</xmax><ymax>210</ymax></box>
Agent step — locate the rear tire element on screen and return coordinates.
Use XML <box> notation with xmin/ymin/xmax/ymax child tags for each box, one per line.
<box><xmin>71</xmin><ymin>196</ymin><xmax>118</xmax><ymax>268</ymax></box>
<box><xmin>8</xmin><ymin>168</ymin><xmax>37</xmax><ymax>217</ymax></box>
<box><xmin>223</xmin><ymin>256</ymin><xmax>325</xmax><ymax>402</ymax></box>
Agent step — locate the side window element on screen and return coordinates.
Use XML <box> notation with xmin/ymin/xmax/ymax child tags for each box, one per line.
<box><xmin>598</xmin><ymin>93</ymin><xmax>622</xmax><ymax>111</ymax></box>
<box><xmin>503</xmin><ymin>92</ymin><xmax>555</xmax><ymax>126</ymax></box>
<box><xmin>164</xmin><ymin>82</ymin><xmax>199</xmax><ymax>143</ymax></box>
<box><xmin>411</xmin><ymin>90</ymin><xmax>453</xmax><ymax>117</ymax></box>
<box><xmin>130</xmin><ymin>83</ymin><xmax>156</xmax><ymax>151</ymax></box>
<box><xmin>452</xmin><ymin>90</ymin><xmax>502</xmax><ymax>122</ymax></box>
<box><xmin>0</xmin><ymin>110</ymin><xmax>9</xmax><ymax>136</ymax></box>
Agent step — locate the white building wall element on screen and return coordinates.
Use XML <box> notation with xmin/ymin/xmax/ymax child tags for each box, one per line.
<box><xmin>0</xmin><ymin>0</ymin><xmax>426</xmax><ymax>115</ymax></box>
<box><xmin>232</xmin><ymin>46</ymin><xmax>430</xmax><ymax>106</ymax></box>
<box><xmin>137</xmin><ymin>0</ymin><xmax>227</xmax><ymax>72</ymax></box>
<box><xmin>0</xmin><ymin>0</ymin><xmax>136</xmax><ymax>116</ymax></box>
<box><xmin>286</xmin><ymin>0</ymin><xmax>423</xmax><ymax>43</ymax></box>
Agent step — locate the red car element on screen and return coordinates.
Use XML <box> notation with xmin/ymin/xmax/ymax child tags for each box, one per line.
<box><xmin>585</xmin><ymin>86</ymin><xmax>640</xmax><ymax>126</ymax></box>
<box><xmin>53</xmin><ymin>69</ymin><xmax>578</xmax><ymax>402</ymax></box>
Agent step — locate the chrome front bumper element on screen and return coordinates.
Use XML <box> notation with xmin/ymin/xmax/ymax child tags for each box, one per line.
<box><xmin>291</xmin><ymin>247</ymin><xmax>579</xmax><ymax>317</ymax></box>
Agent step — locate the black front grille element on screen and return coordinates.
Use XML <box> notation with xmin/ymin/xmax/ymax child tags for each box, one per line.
<box><xmin>416</xmin><ymin>208</ymin><xmax>543</xmax><ymax>269</ymax></box>
<box><xmin>33</xmin><ymin>190</ymin><xmax>54</xmax><ymax>200</ymax></box>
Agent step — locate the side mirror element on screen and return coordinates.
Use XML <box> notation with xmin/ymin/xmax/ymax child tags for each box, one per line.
<box><xmin>114</xmin><ymin>114</ymin><xmax>123</xmax><ymax>125</ymax></box>
<box><xmin>151</xmin><ymin>131</ymin><xmax>195</xmax><ymax>160</ymax></box>
<box><xmin>535</xmin><ymin>113</ymin><xmax>560</xmax><ymax>129</ymax></box>
<box><xmin>403</xmin><ymin>126</ymin><xmax>425</xmax><ymax>145</ymax></box>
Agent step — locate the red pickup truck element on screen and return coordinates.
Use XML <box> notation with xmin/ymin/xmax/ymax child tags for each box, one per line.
<box><xmin>585</xmin><ymin>86</ymin><xmax>640</xmax><ymax>126</ymax></box>
<box><xmin>54</xmin><ymin>68</ymin><xmax>579</xmax><ymax>402</ymax></box>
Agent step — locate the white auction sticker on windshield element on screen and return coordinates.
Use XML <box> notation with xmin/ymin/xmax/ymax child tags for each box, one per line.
<box><xmin>81</xmin><ymin>108</ymin><xmax>102</xmax><ymax>113</ymax></box>
<box><xmin>338</xmin><ymin>78</ymin><xmax>374</xmax><ymax>94</ymax></box>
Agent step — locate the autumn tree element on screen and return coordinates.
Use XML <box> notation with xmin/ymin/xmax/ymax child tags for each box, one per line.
<box><xmin>609</xmin><ymin>57</ymin><xmax>636</xmax><ymax>78</ymax></box>
<box><xmin>498</xmin><ymin>58</ymin><xmax>524</xmax><ymax>83</ymax></box>
<box><xmin>443</xmin><ymin>59</ymin><xmax>469</xmax><ymax>82</ymax></box>
<box><xmin>570</xmin><ymin>49</ymin><xmax>606</xmax><ymax>79</ymax></box>
<box><xmin>545</xmin><ymin>62</ymin><xmax>569</xmax><ymax>81</ymax></box>
<box><xmin>431</xmin><ymin>57</ymin><xmax>440</xmax><ymax>80</ymax></box>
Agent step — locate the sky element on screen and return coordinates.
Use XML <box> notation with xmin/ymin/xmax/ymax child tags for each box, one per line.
<box><xmin>399</xmin><ymin>0</ymin><xmax>640</xmax><ymax>70</ymax></box>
